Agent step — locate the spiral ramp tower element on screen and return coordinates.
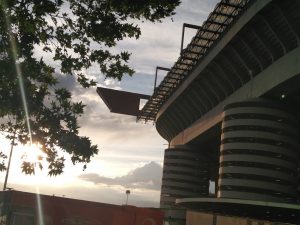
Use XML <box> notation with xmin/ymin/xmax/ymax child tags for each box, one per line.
<box><xmin>161</xmin><ymin>146</ymin><xmax>209</xmax><ymax>207</ymax></box>
<box><xmin>219</xmin><ymin>99</ymin><xmax>300</xmax><ymax>203</ymax></box>
<box><xmin>160</xmin><ymin>146</ymin><xmax>209</xmax><ymax>225</ymax></box>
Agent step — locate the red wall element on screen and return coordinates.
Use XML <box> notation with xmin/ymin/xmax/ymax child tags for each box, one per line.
<box><xmin>6</xmin><ymin>191</ymin><xmax>163</xmax><ymax>225</ymax></box>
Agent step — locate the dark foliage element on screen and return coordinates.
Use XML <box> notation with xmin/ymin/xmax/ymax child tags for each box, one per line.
<box><xmin>0</xmin><ymin>0</ymin><xmax>180</xmax><ymax>175</ymax></box>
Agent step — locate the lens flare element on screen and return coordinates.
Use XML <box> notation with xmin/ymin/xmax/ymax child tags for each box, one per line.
<box><xmin>2</xmin><ymin>2</ymin><xmax>44</xmax><ymax>224</ymax></box>
<box><xmin>36</xmin><ymin>187</ymin><xmax>45</xmax><ymax>225</ymax></box>
<box><xmin>22</xmin><ymin>143</ymin><xmax>45</xmax><ymax>163</ymax></box>
<box><xmin>2</xmin><ymin>0</ymin><xmax>33</xmax><ymax>145</ymax></box>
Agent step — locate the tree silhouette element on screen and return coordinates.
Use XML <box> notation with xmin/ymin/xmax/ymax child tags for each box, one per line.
<box><xmin>0</xmin><ymin>0</ymin><xmax>180</xmax><ymax>175</ymax></box>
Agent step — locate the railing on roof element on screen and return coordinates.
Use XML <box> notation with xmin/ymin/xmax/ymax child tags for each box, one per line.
<box><xmin>137</xmin><ymin>0</ymin><xmax>253</xmax><ymax>123</ymax></box>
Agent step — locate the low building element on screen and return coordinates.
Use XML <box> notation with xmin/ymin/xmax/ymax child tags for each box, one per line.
<box><xmin>0</xmin><ymin>190</ymin><xmax>164</xmax><ymax>225</ymax></box>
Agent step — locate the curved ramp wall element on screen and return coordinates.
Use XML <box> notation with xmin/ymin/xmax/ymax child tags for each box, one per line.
<box><xmin>298</xmin><ymin>164</ymin><xmax>300</xmax><ymax>203</ymax></box>
<box><xmin>218</xmin><ymin>98</ymin><xmax>300</xmax><ymax>203</ymax></box>
<box><xmin>160</xmin><ymin>146</ymin><xmax>209</xmax><ymax>208</ymax></box>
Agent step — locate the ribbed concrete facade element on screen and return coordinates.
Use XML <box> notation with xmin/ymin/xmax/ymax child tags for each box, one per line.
<box><xmin>218</xmin><ymin>98</ymin><xmax>300</xmax><ymax>203</ymax></box>
<box><xmin>135</xmin><ymin>0</ymin><xmax>300</xmax><ymax>222</ymax></box>
<box><xmin>161</xmin><ymin>146</ymin><xmax>209</xmax><ymax>208</ymax></box>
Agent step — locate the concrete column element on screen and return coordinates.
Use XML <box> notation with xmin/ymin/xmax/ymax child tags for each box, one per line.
<box><xmin>218</xmin><ymin>98</ymin><xmax>300</xmax><ymax>203</ymax></box>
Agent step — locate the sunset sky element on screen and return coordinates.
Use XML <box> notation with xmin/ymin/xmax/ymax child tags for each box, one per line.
<box><xmin>0</xmin><ymin>0</ymin><xmax>219</xmax><ymax>208</ymax></box>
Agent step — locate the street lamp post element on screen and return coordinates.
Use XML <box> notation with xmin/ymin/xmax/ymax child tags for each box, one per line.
<box><xmin>125</xmin><ymin>190</ymin><xmax>130</xmax><ymax>205</ymax></box>
<box><xmin>3</xmin><ymin>134</ymin><xmax>16</xmax><ymax>191</ymax></box>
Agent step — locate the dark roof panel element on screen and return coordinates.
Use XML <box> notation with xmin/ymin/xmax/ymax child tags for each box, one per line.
<box><xmin>97</xmin><ymin>87</ymin><xmax>150</xmax><ymax>116</ymax></box>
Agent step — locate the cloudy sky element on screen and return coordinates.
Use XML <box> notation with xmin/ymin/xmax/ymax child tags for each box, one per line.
<box><xmin>0</xmin><ymin>0</ymin><xmax>219</xmax><ymax>207</ymax></box>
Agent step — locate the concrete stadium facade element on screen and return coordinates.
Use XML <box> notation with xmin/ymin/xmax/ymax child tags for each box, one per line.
<box><xmin>138</xmin><ymin>0</ymin><xmax>300</xmax><ymax>224</ymax></box>
<box><xmin>160</xmin><ymin>146</ymin><xmax>209</xmax><ymax>206</ymax></box>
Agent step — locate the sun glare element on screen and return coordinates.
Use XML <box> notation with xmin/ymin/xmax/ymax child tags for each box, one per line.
<box><xmin>21</xmin><ymin>143</ymin><xmax>46</xmax><ymax>164</ymax></box>
<box><xmin>5</xmin><ymin>142</ymin><xmax>49</xmax><ymax>185</ymax></box>
<box><xmin>20</xmin><ymin>143</ymin><xmax>50</xmax><ymax>184</ymax></box>
<box><xmin>0</xmin><ymin>138</ymin><xmax>77</xmax><ymax>188</ymax></box>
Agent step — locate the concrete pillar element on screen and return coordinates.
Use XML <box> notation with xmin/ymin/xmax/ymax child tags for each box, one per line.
<box><xmin>218</xmin><ymin>98</ymin><xmax>300</xmax><ymax>203</ymax></box>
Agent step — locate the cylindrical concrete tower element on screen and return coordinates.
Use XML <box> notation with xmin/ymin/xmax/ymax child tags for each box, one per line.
<box><xmin>160</xmin><ymin>145</ymin><xmax>209</xmax><ymax>207</ymax></box>
<box><xmin>218</xmin><ymin>98</ymin><xmax>300</xmax><ymax>203</ymax></box>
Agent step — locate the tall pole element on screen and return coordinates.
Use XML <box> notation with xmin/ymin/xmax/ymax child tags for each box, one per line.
<box><xmin>153</xmin><ymin>67</ymin><xmax>171</xmax><ymax>93</ymax></box>
<box><xmin>180</xmin><ymin>23</ymin><xmax>201</xmax><ymax>53</ymax></box>
<box><xmin>125</xmin><ymin>190</ymin><xmax>130</xmax><ymax>205</ymax></box>
<box><xmin>180</xmin><ymin>23</ymin><xmax>186</xmax><ymax>53</ymax></box>
<box><xmin>153</xmin><ymin>68</ymin><xmax>158</xmax><ymax>93</ymax></box>
<box><xmin>3</xmin><ymin>132</ymin><xmax>16</xmax><ymax>191</ymax></box>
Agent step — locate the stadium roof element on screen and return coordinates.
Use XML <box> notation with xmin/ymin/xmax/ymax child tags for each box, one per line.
<box><xmin>137</xmin><ymin>0</ymin><xmax>253</xmax><ymax>122</ymax></box>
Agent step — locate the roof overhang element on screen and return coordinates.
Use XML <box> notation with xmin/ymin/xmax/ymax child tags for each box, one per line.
<box><xmin>97</xmin><ymin>87</ymin><xmax>150</xmax><ymax>117</ymax></box>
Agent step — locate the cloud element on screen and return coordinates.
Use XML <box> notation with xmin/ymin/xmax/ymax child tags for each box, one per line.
<box><xmin>78</xmin><ymin>161</ymin><xmax>162</xmax><ymax>191</ymax></box>
<box><xmin>6</xmin><ymin>181</ymin><xmax>160</xmax><ymax>207</ymax></box>
<box><xmin>2</xmin><ymin>0</ymin><xmax>221</xmax><ymax>208</ymax></box>
<box><xmin>54</xmin><ymin>73</ymin><xmax>78</xmax><ymax>91</ymax></box>
<box><xmin>175</xmin><ymin>0</ymin><xmax>218</xmax><ymax>22</ymax></box>
<box><xmin>71</xmin><ymin>85</ymin><xmax>166</xmax><ymax>147</ymax></box>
